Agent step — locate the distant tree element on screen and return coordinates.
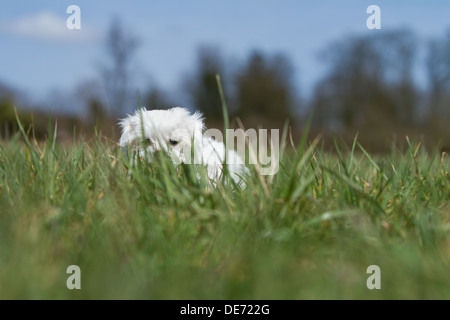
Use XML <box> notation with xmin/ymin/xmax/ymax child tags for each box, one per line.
<box><xmin>311</xmin><ymin>29</ymin><xmax>417</xmax><ymax>131</ymax></box>
<box><xmin>184</xmin><ymin>45</ymin><xmax>227</xmax><ymax>120</ymax></box>
<box><xmin>143</xmin><ymin>85</ymin><xmax>173</xmax><ymax>110</ymax></box>
<box><xmin>100</xmin><ymin>17</ymin><xmax>140</xmax><ymax>116</ymax></box>
<box><xmin>234</xmin><ymin>51</ymin><xmax>296</xmax><ymax>125</ymax></box>
<box><xmin>426</xmin><ymin>31</ymin><xmax>450</xmax><ymax>124</ymax></box>
<box><xmin>0</xmin><ymin>81</ymin><xmax>16</xmax><ymax>102</ymax></box>
<box><xmin>0</xmin><ymin>82</ymin><xmax>34</xmax><ymax>138</ymax></box>
<box><xmin>73</xmin><ymin>79</ymin><xmax>107</xmax><ymax>125</ymax></box>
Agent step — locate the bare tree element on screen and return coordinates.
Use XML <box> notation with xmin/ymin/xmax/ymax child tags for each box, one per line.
<box><xmin>234</xmin><ymin>51</ymin><xmax>296</xmax><ymax>126</ymax></box>
<box><xmin>184</xmin><ymin>45</ymin><xmax>227</xmax><ymax>120</ymax></box>
<box><xmin>143</xmin><ymin>85</ymin><xmax>173</xmax><ymax>110</ymax></box>
<box><xmin>100</xmin><ymin>17</ymin><xmax>140</xmax><ymax>116</ymax></box>
<box><xmin>427</xmin><ymin>31</ymin><xmax>450</xmax><ymax>122</ymax></box>
<box><xmin>73</xmin><ymin>79</ymin><xmax>107</xmax><ymax>125</ymax></box>
<box><xmin>311</xmin><ymin>29</ymin><xmax>417</xmax><ymax>131</ymax></box>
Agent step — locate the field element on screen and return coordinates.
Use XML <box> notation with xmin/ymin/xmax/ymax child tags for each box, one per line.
<box><xmin>0</xmin><ymin>118</ymin><xmax>449</xmax><ymax>300</ymax></box>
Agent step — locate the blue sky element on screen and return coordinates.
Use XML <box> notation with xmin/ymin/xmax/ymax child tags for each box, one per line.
<box><xmin>1</xmin><ymin>0</ymin><xmax>450</xmax><ymax>113</ymax></box>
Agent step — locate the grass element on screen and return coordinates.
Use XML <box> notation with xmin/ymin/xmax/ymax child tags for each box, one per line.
<box><xmin>0</xmin><ymin>115</ymin><xmax>449</xmax><ymax>300</ymax></box>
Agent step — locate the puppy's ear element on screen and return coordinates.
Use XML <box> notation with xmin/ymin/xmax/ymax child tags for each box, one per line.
<box><xmin>191</xmin><ymin>111</ymin><xmax>205</xmax><ymax>142</ymax></box>
<box><xmin>170</xmin><ymin>107</ymin><xmax>205</xmax><ymax>136</ymax></box>
<box><xmin>189</xmin><ymin>110</ymin><xmax>206</xmax><ymax>163</ymax></box>
<box><xmin>191</xmin><ymin>110</ymin><xmax>205</xmax><ymax>132</ymax></box>
<box><xmin>118</xmin><ymin>114</ymin><xmax>139</xmax><ymax>147</ymax></box>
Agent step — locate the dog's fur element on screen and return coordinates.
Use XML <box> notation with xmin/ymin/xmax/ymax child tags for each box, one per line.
<box><xmin>119</xmin><ymin>107</ymin><xmax>248</xmax><ymax>186</ymax></box>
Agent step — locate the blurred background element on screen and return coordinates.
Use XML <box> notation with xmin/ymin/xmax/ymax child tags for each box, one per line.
<box><xmin>1</xmin><ymin>0</ymin><xmax>449</xmax><ymax>151</ymax></box>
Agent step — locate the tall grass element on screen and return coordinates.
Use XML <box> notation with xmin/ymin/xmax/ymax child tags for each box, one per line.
<box><xmin>0</xmin><ymin>113</ymin><xmax>449</xmax><ymax>299</ymax></box>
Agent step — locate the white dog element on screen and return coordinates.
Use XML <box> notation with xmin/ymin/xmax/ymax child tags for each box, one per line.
<box><xmin>119</xmin><ymin>107</ymin><xmax>248</xmax><ymax>187</ymax></box>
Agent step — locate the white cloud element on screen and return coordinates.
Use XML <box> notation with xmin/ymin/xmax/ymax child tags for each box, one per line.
<box><xmin>0</xmin><ymin>11</ymin><xmax>101</xmax><ymax>43</ymax></box>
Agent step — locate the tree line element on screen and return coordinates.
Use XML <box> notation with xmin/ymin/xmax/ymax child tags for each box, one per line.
<box><xmin>1</xmin><ymin>21</ymin><xmax>450</xmax><ymax>150</ymax></box>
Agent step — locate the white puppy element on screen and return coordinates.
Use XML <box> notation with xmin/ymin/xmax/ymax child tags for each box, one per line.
<box><xmin>119</xmin><ymin>107</ymin><xmax>248</xmax><ymax>187</ymax></box>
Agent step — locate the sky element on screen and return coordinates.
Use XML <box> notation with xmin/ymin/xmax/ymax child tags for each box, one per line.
<box><xmin>1</xmin><ymin>0</ymin><xmax>450</xmax><ymax>114</ymax></box>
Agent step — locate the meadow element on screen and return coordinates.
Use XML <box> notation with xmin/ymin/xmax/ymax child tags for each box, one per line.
<box><xmin>0</xmin><ymin>115</ymin><xmax>449</xmax><ymax>300</ymax></box>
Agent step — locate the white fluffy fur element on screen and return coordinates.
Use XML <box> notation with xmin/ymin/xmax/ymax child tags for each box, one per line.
<box><xmin>119</xmin><ymin>107</ymin><xmax>248</xmax><ymax>186</ymax></box>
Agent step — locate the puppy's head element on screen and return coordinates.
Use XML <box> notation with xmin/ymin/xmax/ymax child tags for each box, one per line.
<box><xmin>119</xmin><ymin>107</ymin><xmax>204</xmax><ymax>163</ymax></box>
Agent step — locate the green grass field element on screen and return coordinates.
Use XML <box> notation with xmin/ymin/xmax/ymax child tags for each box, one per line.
<box><xmin>0</xmin><ymin>117</ymin><xmax>449</xmax><ymax>299</ymax></box>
